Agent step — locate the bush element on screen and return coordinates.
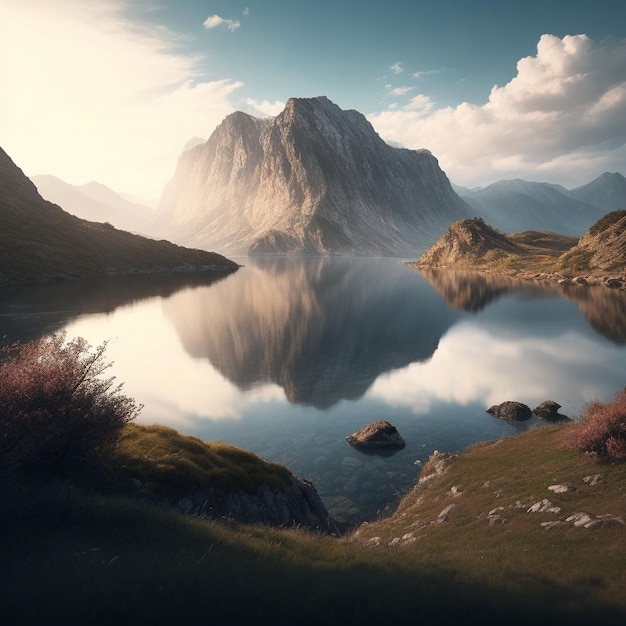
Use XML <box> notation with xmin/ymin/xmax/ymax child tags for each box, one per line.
<box><xmin>0</xmin><ymin>332</ymin><xmax>141</xmax><ymax>476</ymax></box>
<box><xmin>566</xmin><ymin>388</ymin><xmax>626</xmax><ymax>461</ymax></box>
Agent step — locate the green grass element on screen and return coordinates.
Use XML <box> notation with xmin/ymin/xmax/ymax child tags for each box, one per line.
<box><xmin>109</xmin><ymin>423</ymin><xmax>293</xmax><ymax>496</ymax></box>
<box><xmin>2</xmin><ymin>423</ymin><xmax>626</xmax><ymax>625</ymax></box>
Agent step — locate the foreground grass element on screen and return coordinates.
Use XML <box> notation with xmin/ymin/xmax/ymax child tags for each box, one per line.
<box><xmin>2</xmin><ymin>424</ymin><xmax>625</xmax><ymax>625</ymax></box>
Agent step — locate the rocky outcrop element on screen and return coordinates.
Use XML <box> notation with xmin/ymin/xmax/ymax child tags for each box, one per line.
<box><xmin>346</xmin><ymin>420</ymin><xmax>406</xmax><ymax>450</ymax></box>
<box><xmin>411</xmin><ymin>217</ymin><xmax>576</xmax><ymax>270</ymax></box>
<box><xmin>174</xmin><ymin>475</ymin><xmax>339</xmax><ymax>534</ymax></box>
<box><xmin>558</xmin><ymin>210</ymin><xmax>626</xmax><ymax>274</ymax></box>
<box><xmin>157</xmin><ymin>96</ymin><xmax>472</xmax><ymax>255</ymax></box>
<box><xmin>487</xmin><ymin>401</ymin><xmax>532</xmax><ymax>421</ymax></box>
<box><xmin>533</xmin><ymin>401</ymin><xmax>569</xmax><ymax>421</ymax></box>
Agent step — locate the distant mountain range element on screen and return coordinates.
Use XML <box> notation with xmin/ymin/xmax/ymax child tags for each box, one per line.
<box><xmin>0</xmin><ymin>147</ymin><xmax>238</xmax><ymax>285</ymax></box>
<box><xmin>31</xmin><ymin>175</ymin><xmax>154</xmax><ymax>233</ymax></box>
<box><xmin>455</xmin><ymin>173</ymin><xmax>626</xmax><ymax>235</ymax></box>
<box><xmin>156</xmin><ymin>96</ymin><xmax>471</xmax><ymax>256</ymax></box>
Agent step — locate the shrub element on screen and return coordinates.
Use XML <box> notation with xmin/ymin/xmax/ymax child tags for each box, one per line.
<box><xmin>566</xmin><ymin>388</ymin><xmax>626</xmax><ymax>461</ymax></box>
<box><xmin>0</xmin><ymin>332</ymin><xmax>141</xmax><ymax>476</ymax></box>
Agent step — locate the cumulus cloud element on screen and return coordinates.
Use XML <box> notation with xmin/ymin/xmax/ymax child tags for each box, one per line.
<box><xmin>368</xmin><ymin>323</ymin><xmax>624</xmax><ymax>415</ymax></box>
<box><xmin>390</xmin><ymin>61</ymin><xmax>404</xmax><ymax>74</ymax></box>
<box><xmin>369</xmin><ymin>34</ymin><xmax>626</xmax><ymax>187</ymax></box>
<box><xmin>203</xmin><ymin>14</ymin><xmax>240</xmax><ymax>32</ymax></box>
<box><xmin>0</xmin><ymin>0</ymin><xmax>242</xmax><ymax>201</ymax></box>
<box><xmin>244</xmin><ymin>98</ymin><xmax>286</xmax><ymax>117</ymax></box>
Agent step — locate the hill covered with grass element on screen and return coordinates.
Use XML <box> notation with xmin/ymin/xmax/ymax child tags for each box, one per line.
<box><xmin>0</xmin><ymin>147</ymin><xmax>238</xmax><ymax>285</ymax></box>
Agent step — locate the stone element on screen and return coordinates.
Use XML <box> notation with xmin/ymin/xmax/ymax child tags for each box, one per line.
<box><xmin>583</xmin><ymin>474</ymin><xmax>602</xmax><ymax>486</ymax></box>
<box><xmin>435</xmin><ymin>504</ymin><xmax>456</xmax><ymax>523</ymax></box>
<box><xmin>487</xmin><ymin>401</ymin><xmax>532</xmax><ymax>421</ymax></box>
<box><xmin>533</xmin><ymin>400</ymin><xmax>561</xmax><ymax>419</ymax></box>
<box><xmin>548</xmin><ymin>484</ymin><xmax>576</xmax><ymax>494</ymax></box>
<box><xmin>346</xmin><ymin>420</ymin><xmax>406</xmax><ymax>450</ymax></box>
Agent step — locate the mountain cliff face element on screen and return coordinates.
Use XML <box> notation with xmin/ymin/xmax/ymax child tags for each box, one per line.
<box><xmin>0</xmin><ymin>147</ymin><xmax>238</xmax><ymax>285</ymax></box>
<box><xmin>157</xmin><ymin>96</ymin><xmax>472</xmax><ymax>255</ymax></box>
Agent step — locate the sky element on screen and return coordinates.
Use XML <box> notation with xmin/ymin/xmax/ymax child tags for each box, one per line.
<box><xmin>1</xmin><ymin>0</ymin><xmax>626</xmax><ymax>204</ymax></box>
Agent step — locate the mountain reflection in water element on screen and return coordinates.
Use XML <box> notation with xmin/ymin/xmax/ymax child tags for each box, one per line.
<box><xmin>163</xmin><ymin>257</ymin><xmax>460</xmax><ymax>408</ymax></box>
<box><xmin>418</xmin><ymin>268</ymin><xmax>626</xmax><ymax>343</ymax></box>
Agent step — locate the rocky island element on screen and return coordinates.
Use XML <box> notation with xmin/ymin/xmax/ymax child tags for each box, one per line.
<box><xmin>409</xmin><ymin>211</ymin><xmax>626</xmax><ymax>289</ymax></box>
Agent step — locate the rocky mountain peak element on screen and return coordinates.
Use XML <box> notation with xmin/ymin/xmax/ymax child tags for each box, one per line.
<box><xmin>157</xmin><ymin>96</ymin><xmax>471</xmax><ymax>256</ymax></box>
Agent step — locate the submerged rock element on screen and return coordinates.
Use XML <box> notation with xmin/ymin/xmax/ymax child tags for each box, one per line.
<box><xmin>487</xmin><ymin>401</ymin><xmax>532</xmax><ymax>421</ymax></box>
<box><xmin>346</xmin><ymin>420</ymin><xmax>406</xmax><ymax>450</ymax></box>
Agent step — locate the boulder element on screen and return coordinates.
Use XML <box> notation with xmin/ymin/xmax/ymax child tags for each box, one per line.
<box><xmin>533</xmin><ymin>400</ymin><xmax>564</xmax><ymax>420</ymax></box>
<box><xmin>346</xmin><ymin>420</ymin><xmax>406</xmax><ymax>450</ymax></box>
<box><xmin>486</xmin><ymin>401</ymin><xmax>532</xmax><ymax>421</ymax></box>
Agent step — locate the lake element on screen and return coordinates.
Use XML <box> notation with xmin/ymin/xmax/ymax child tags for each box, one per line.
<box><xmin>2</xmin><ymin>257</ymin><xmax>626</xmax><ymax>525</ymax></box>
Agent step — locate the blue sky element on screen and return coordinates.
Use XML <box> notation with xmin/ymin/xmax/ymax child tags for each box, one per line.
<box><xmin>2</xmin><ymin>0</ymin><xmax>625</xmax><ymax>201</ymax></box>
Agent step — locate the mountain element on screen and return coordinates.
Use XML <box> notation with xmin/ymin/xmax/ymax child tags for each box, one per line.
<box><xmin>569</xmin><ymin>172</ymin><xmax>626</xmax><ymax>213</ymax></box>
<box><xmin>31</xmin><ymin>175</ymin><xmax>153</xmax><ymax>232</ymax></box>
<box><xmin>0</xmin><ymin>147</ymin><xmax>238</xmax><ymax>285</ymax></box>
<box><xmin>457</xmin><ymin>179</ymin><xmax>601</xmax><ymax>235</ymax></box>
<box><xmin>157</xmin><ymin>96</ymin><xmax>472</xmax><ymax>256</ymax></box>
<box><xmin>411</xmin><ymin>216</ymin><xmax>577</xmax><ymax>272</ymax></box>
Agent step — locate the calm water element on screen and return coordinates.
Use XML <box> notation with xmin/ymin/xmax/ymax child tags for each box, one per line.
<box><xmin>2</xmin><ymin>257</ymin><xmax>626</xmax><ymax>524</ymax></box>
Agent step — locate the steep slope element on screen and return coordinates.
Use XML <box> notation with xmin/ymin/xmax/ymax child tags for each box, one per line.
<box><xmin>157</xmin><ymin>96</ymin><xmax>472</xmax><ymax>256</ymax></box>
<box><xmin>0</xmin><ymin>147</ymin><xmax>238</xmax><ymax>285</ymax></box>
<box><xmin>459</xmin><ymin>179</ymin><xmax>600</xmax><ymax>235</ymax></box>
<box><xmin>569</xmin><ymin>172</ymin><xmax>626</xmax><ymax>213</ymax></box>
<box><xmin>558</xmin><ymin>210</ymin><xmax>626</xmax><ymax>273</ymax></box>
<box><xmin>31</xmin><ymin>175</ymin><xmax>153</xmax><ymax>232</ymax></box>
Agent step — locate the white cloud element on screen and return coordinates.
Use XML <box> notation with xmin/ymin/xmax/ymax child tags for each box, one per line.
<box><xmin>386</xmin><ymin>86</ymin><xmax>414</xmax><ymax>97</ymax></box>
<box><xmin>243</xmin><ymin>7</ymin><xmax>250</xmax><ymax>17</ymax></box>
<box><xmin>411</xmin><ymin>69</ymin><xmax>441</xmax><ymax>80</ymax></box>
<box><xmin>203</xmin><ymin>14</ymin><xmax>240</xmax><ymax>32</ymax></box>
<box><xmin>390</xmin><ymin>61</ymin><xmax>404</xmax><ymax>74</ymax></box>
<box><xmin>368</xmin><ymin>323</ymin><xmax>624</xmax><ymax>416</ymax></box>
<box><xmin>369</xmin><ymin>34</ymin><xmax>626</xmax><ymax>188</ymax></box>
<box><xmin>244</xmin><ymin>98</ymin><xmax>286</xmax><ymax>117</ymax></box>
<box><xmin>0</xmin><ymin>0</ymin><xmax>242</xmax><ymax>202</ymax></box>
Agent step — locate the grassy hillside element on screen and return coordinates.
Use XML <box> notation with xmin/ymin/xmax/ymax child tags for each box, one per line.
<box><xmin>2</xmin><ymin>420</ymin><xmax>625</xmax><ymax>625</ymax></box>
<box><xmin>0</xmin><ymin>147</ymin><xmax>238</xmax><ymax>284</ymax></box>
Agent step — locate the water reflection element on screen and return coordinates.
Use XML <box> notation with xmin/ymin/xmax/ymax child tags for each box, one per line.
<box><xmin>163</xmin><ymin>257</ymin><xmax>461</xmax><ymax>408</ymax></box>
<box><xmin>0</xmin><ymin>270</ymin><xmax>236</xmax><ymax>344</ymax></box>
<box><xmin>3</xmin><ymin>259</ymin><xmax>626</xmax><ymax>524</ymax></box>
<box><xmin>419</xmin><ymin>268</ymin><xmax>626</xmax><ymax>343</ymax></box>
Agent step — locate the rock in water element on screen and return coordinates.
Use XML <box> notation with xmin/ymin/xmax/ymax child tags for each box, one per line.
<box><xmin>487</xmin><ymin>401</ymin><xmax>532</xmax><ymax>421</ymax></box>
<box><xmin>346</xmin><ymin>420</ymin><xmax>406</xmax><ymax>450</ymax></box>
<box><xmin>157</xmin><ymin>96</ymin><xmax>471</xmax><ymax>255</ymax></box>
<box><xmin>533</xmin><ymin>400</ymin><xmax>562</xmax><ymax>419</ymax></box>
